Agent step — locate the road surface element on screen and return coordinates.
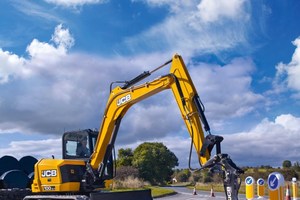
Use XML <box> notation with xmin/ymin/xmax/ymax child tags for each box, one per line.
<box><xmin>157</xmin><ymin>186</ymin><xmax>250</xmax><ymax>200</ymax></box>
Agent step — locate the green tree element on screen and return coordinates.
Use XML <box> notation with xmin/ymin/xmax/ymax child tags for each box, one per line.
<box><xmin>282</xmin><ymin>160</ymin><xmax>292</xmax><ymax>168</ymax></box>
<box><xmin>202</xmin><ymin>170</ymin><xmax>213</xmax><ymax>183</ymax></box>
<box><xmin>117</xmin><ymin>148</ymin><xmax>133</xmax><ymax>167</ymax></box>
<box><xmin>176</xmin><ymin>169</ymin><xmax>191</xmax><ymax>182</ymax></box>
<box><xmin>292</xmin><ymin>161</ymin><xmax>300</xmax><ymax>171</ymax></box>
<box><xmin>190</xmin><ymin>171</ymin><xmax>202</xmax><ymax>182</ymax></box>
<box><xmin>132</xmin><ymin>142</ymin><xmax>178</xmax><ymax>185</ymax></box>
<box><xmin>280</xmin><ymin>168</ymin><xmax>299</xmax><ymax>181</ymax></box>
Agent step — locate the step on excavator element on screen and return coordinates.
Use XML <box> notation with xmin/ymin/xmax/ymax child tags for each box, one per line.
<box><xmin>1</xmin><ymin>54</ymin><xmax>243</xmax><ymax>200</ymax></box>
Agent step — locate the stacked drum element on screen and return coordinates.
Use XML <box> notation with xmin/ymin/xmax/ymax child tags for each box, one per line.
<box><xmin>0</xmin><ymin>155</ymin><xmax>37</xmax><ymax>189</ymax></box>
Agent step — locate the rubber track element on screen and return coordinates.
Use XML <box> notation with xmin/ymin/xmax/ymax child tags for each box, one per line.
<box><xmin>0</xmin><ymin>189</ymin><xmax>32</xmax><ymax>200</ymax></box>
<box><xmin>0</xmin><ymin>190</ymin><xmax>89</xmax><ymax>200</ymax></box>
<box><xmin>23</xmin><ymin>195</ymin><xmax>89</xmax><ymax>200</ymax></box>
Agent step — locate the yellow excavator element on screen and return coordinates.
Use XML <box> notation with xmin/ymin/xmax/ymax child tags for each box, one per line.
<box><xmin>22</xmin><ymin>54</ymin><xmax>243</xmax><ymax>200</ymax></box>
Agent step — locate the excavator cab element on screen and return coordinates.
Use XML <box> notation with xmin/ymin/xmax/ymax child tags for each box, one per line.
<box><xmin>62</xmin><ymin>129</ymin><xmax>98</xmax><ymax>159</ymax></box>
<box><xmin>62</xmin><ymin>129</ymin><xmax>114</xmax><ymax>188</ymax></box>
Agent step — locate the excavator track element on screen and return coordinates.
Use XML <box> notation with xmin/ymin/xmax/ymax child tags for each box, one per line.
<box><xmin>24</xmin><ymin>195</ymin><xmax>89</xmax><ymax>200</ymax></box>
<box><xmin>0</xmin><ymin>189</ymin><xmax>152</xmax><ymax>200</ymax></box>
<box><xmin>0</xmin><ymin>188</ymin><xmax>32</xmax><ymax>200</ymax></box>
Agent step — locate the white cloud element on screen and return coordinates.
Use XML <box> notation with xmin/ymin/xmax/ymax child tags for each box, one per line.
<box><xmin>223</xmin><ymin>114</ymin><xmax>300</xmax><ymax>166</ymax></box>
<box><xmin>275</xmin><ymin>37</ymin><xmax>300</xmax><ymax>98</ymax></box>
<box><xmin>117</xmin><ymin>99</ymin><xmax>184</xmax><ymax>144</ymax></box>
<box><xmin>197</xmin><ymin>0</ymin><xmax>247</xmax><ymax>23</ymax></box>
<box><xmin>286</xmin><ymin>38</ymin><xmax>300</xmax><ymax>91</ymax></box>
<box><xmin>190</xmin><ymin>58</ymin><xmax>264</xmax><ymax>127</ymax></box>
<box><xmin>0</xmin><ymin>138</ymin><xmax>61</xmax><ymax>159</ymax></box>
<box><xmin>44</xmin><ymin>0</ymin><xmax>107</xmax><ymax>8</ymax></box>
<box><xmin>0</xmin><ymin>49</ymin><xmax>28</xmax><ymax>83</ymax></box>
<box><xmin>126</xmin><ymin>0</ymin><xmax>250</xmax><ymax>57</ymax></box>
<box><xmin>275</xmin><ymin>114</ymin><xmax>300</xmax><ymax>132</ymax></box>
<box><xmin>27</xmin><ymin>24</ymin><xmax>73</xmax><ymax>62</ymax></box>
<box><xmin>26</xmin><ymin>39</ymin><xmax>65</xmax><ymax>64</ymax></box>
<box><xmin>51</xmin><ymin>24</ymin><xmax>75</xmax><ymax>50</ymax></box>
<box><xmin>0</xmin><ymin>26</ymin><xmax>173</xmax><ymax>135</ymax></box>
<box><xmin>0</xmin><ymin>24</ymin><xmax>73</xmax><ymax>84</ymax></box>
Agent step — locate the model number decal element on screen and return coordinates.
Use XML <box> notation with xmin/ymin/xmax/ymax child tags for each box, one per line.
<box><xmin>43</xmin><ymin>186</ymin><xmax>55</xmax><ymax>191</ymax></box>
<box><xmin>41</xmin><ymin>170</ymin><xmax>57</xmax><ymax>177</ymax></box>
<box><xmin>226</xmin><ymin>187</ymin><xmax>232</xmax><ymax>200</ymax></box>
<box><xmin>117</xmin><ymin>94</ymin><xmax>131</xmax><ymax>106</ymax></box>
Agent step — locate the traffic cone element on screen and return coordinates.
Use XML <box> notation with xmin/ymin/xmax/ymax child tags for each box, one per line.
<box><xmin>286</xmin><ymin>184</ymin><xmax>291</xmax><ymax>200</ymax></box>
<box><xmin>193</xmin><ymin>187</ymin><xmax>197</xmax><ymax>195</ymax></box>
<box><xmin>210</xmin><ymin>185</ymin><xmax>215</xmax><ymax>197</ymax></box>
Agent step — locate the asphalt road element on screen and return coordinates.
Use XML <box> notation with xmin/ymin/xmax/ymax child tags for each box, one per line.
<box><xmin>157</xmin><ymin>186</ymin><xmax>250</xmax><ymax>200</ymax></box>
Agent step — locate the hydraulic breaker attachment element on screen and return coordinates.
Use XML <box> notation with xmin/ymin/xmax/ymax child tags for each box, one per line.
<box><xmin>202</xmin><ymin>154</ymin><xmax>244</xmax><ymax>200</ymax></box>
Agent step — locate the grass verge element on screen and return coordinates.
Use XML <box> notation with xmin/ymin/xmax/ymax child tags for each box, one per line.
<box><xmin>148</xmin><ymin>186</ymin><xmax>177</xmax><ymax>198</ymax></box>
<box><xmin>110</xmin><ymin>187</ymin><xmax>176</xmax><ymax>198</ymax></box>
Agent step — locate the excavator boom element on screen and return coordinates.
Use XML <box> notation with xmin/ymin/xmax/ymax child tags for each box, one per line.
<box><xmin>89</xmin><ymin>54</ymin><xmax>211</xmax><ymax>176</ymax></box>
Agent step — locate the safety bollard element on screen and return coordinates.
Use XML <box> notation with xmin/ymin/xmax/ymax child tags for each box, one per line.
<box><xmin>268</xmin><ymin>172</ymin><xmax>285</xmax><ymax>200</ymax></box>
<box><xmin>245</xmin><ymin>176</ymin><xmax>255</xmax><ymax>200</ymax></box>
<box><xmin>257</xmin><ymin>178</ymin><xmax>265</xmax><ymax>198</ymax></box>
<box><xmin>292</xmin><ymin>177</ymin><xmax>298</xmax><ymax>200</ymax></box>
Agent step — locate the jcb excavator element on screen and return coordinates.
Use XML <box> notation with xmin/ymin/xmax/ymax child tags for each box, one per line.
<box><xmin>22</xmin><ymin>54</ymin><xmax>243</xmax><ymax>200</ymax></box>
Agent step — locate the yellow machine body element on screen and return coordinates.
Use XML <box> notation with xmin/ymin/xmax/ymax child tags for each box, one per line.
<box><xmin>31</xmin><ymin>159</ymin><xmax>86</xmax><ymax>193</ymax></box>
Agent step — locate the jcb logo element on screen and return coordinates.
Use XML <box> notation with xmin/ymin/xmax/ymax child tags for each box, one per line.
<box><xmin>117</xmin><ymin>94</ymin><xmax>131</xmax><ymax>106</ymax></box>
<box><xmin>41</xmin><ymin>170</ymin><xmax>57</xmax><ymax>177</ymax></box>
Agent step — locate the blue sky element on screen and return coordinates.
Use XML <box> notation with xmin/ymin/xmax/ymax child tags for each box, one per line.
<box><xmin>0</xmin><ymin>0</ymin><xmax>300</xmax><ymax>168</ymax></box>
